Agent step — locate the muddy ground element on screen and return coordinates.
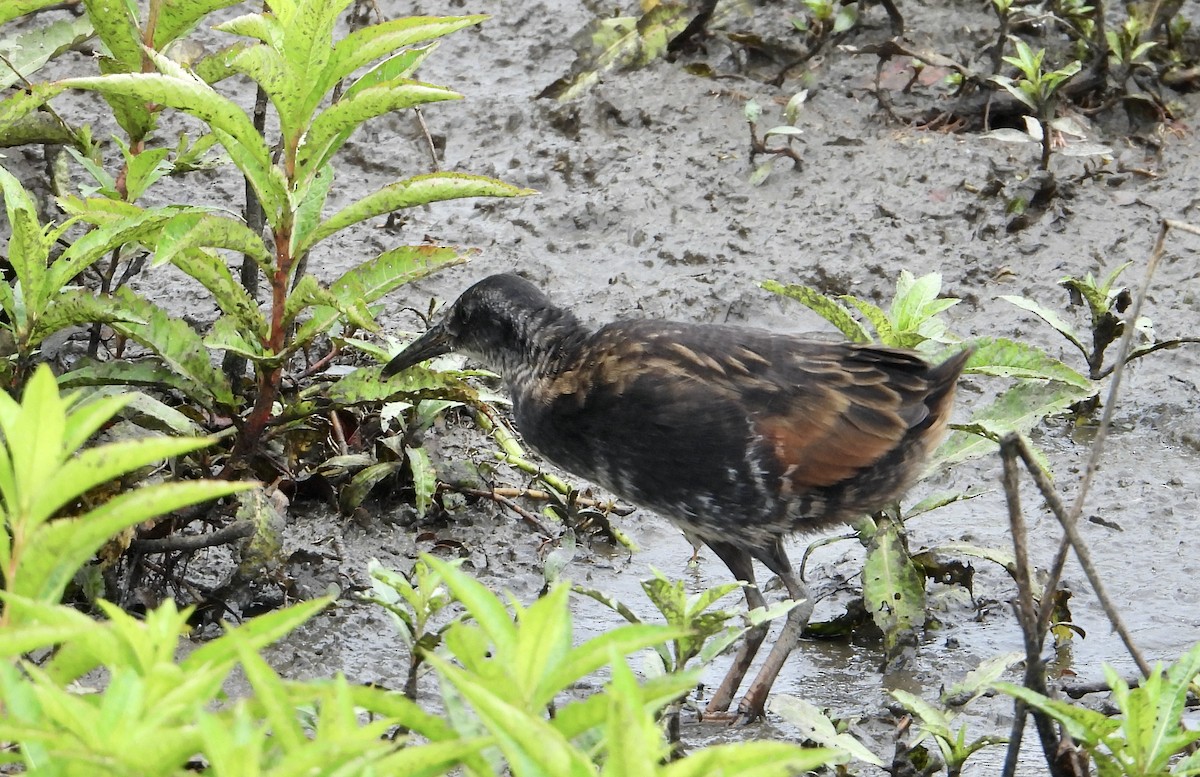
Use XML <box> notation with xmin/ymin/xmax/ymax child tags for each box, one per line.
<box><xmin>9</xmin><ymin>0</ymin><xmax>1200</xmax><ymax>772</ymax></box>
<box><xmin>281</xmin><ymin>0</ymin><xmax>1200</xmax><ymax>770</ymax></box>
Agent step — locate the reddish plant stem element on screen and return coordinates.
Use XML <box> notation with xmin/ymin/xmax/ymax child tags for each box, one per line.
<box><xmin>231</xmin><ymin>224</ymin><xmax>293</xmax><ymax>464</ymax></box>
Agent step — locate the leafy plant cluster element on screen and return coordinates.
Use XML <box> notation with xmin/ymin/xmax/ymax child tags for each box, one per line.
<box><xmin>0</xmin><ymin>367</ymin><xmax>849</xmax><ymax>772</ymax></box>
<box><xmin>0</xmin><ymin>0</ymin><xmax>547</xmax><ymax>602</ymax></box>
<box><xmin>4</xmin><ymin>343</ymin><xmax>1197</xmax><ymax>775</ymax></box>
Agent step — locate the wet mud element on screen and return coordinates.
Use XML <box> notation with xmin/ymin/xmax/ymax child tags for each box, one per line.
<box><xmin>270</xmin><ymin>1</ymin><xmax>1200</xmax><ymax>770</ymax></box>
<box><xmin>9</xmin><ymin>0</ymin><xmax>1200</xmax><ymax>772</ymax></box>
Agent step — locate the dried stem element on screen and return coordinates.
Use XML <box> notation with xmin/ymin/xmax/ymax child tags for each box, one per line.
<box><xmin>999</xmin><ymin>435</ymin><xmax>1064</xmax><ymax>776</ymax></box>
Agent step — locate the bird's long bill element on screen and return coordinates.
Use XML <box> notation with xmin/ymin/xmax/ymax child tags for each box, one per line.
<box><xmin>381</xmin><ymin>323</ymin><xmax>454</xmax><ymax>378</ymax></box>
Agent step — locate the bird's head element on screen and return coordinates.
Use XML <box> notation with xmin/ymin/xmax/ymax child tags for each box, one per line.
<box><xmin>382</xmin><ymin>274</ymin><xmax>576</xmax><ymax>379</ymax></box>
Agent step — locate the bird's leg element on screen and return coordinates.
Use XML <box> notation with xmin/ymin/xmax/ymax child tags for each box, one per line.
<box><xmin>703</xmin><ymin>541</ymin><xmax>768</xmax><ymax>716</ymax></box>
<box><xmin>736</xmin><ymin>539</ymin><xmax>814</xmax><ymax>722</ymax></box>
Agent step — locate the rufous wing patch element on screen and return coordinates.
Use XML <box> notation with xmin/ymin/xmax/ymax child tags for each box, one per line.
<box><xmin>757</xmin><ymin>388</ymin><xmax>909</xmax><ymax>491</ymax></box>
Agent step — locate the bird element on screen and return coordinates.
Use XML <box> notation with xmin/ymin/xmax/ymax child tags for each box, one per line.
<box><xmin>382</xmin><ymin>273</ymin><xmax>971</xmax><ymax>721</ymax></box>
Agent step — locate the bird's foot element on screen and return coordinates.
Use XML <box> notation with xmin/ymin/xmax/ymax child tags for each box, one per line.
<box><xmin>734</xmin><ymin>686</ymin><xmax>769</xmax><ymax>724</ymax></box>
<box><xmin>699</xmin><ymin>697</ymin><xmax>766</xmax><ymax>725</ymax></box>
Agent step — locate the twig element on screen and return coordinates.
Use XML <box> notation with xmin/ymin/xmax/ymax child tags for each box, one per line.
<box><xmin>994</xmin><ymin>218</ymin><xmax>1194</xmax><ymax>771</ymax></box>
<box><xmin>131</xmin><ymin>521</ymin><xmax>256</xmax><ymax>553</ymax></box>
<box><xmin>999</xmin><ymin>436</ymin><xmax>1063</xmax><ymax>776</ymax></box>
<box><xmin>296</xmin><ymin>341</ymin><xmax>342</xmax><ymax>379</ymax></box>
<box><xmin>1009</xmin><ymin>432</ymin><xmax>1151</xmax><ymax>680</ymax></box>
<box><xmin>442</xmin><ymin>484</ymin><xmax>559</xmax><ymax>537</ymax></box>
<box><xmin>1093</xmin><ymin>336</ymin><xmax>1200</xmax><ymax>378</ymax></box>
<box><xmin>414</xmin><ymin>107</ymin><xmax>439</xmax><ymax>171</ymax></box>
<box><xmin>491</xmin><ymin>487</ymin><xmax>635</xmax><ymax>516</ymax></box>
<box><xmin>747</xmin><ymin>121</ymin><xmax>804</xmax><ymax>168</ymax></box>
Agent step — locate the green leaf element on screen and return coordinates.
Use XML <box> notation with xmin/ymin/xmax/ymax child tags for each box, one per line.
<box><xmin>284</xmin><ymin>274</ymin><xmax>375</xmax><ymax>337</ymax></box>
<box><xmin>183</xmin><ymin>597</ymin><xmax>331</xmax><ymax>671</ymax></box>
<box><xmin>298</xmin><ymin>80</ymin><xmax>463</xmax><ymax>176</ymax></box>
<box><xmin>843</xmin><ymin>295</ymin><xmax>900</xmax><ymax>345</ymax></box>
<box><xmin>424</xmin><ymin>555</ymin><xmax>517</xmax><ymax>655</ymax></box>
<box><xmin>0</xmin><ymin>366</ymin><xmax>67</xmax><ymax>522</ymax></box>
<box><xmin>999</xmin><ymin>296</ymin><xmax>1086</xmax><ymax>355</ymax></box>
<box><xmin>934</xmin><ymin>379</ymin><xmax>1092</xmax><ymax>466</ymax></box>
<box><xmin>155</xmin><ymin>210</ymin><xmax>273</xmax><ymax>275</ymax></box>
<box><xmin>119</xmin><ymin>141</ymin><xmax>173</xmax><ymax>202</ymax></box>
<box><xmin>32</xmin><ymin>434</ymin><xmax>220</xmax><ymax>524</ymax></box>
<box><xmin>405</xmin><ymin>445</ymin><xmax>436</xmax><ymax>519</ymax></box>
<box><xmin>426</xmin><ymin>654</ymin><xmax>594</xmax><ymax>776</ymax></box>
<box><xmin>153</xmin><ymin>0</ymin><xmax>245</xmax><ymax>49</ymax></box>
<box><xmin>25</xmin><ymin>289</ymin><xmax>147</xmax><ymax>350</ymax></box>
<box><xmin>992</xmin><ymin>681</ymin><xmax>1117</xmax><ymax>746</ymax></box>
<box><xmin>344</xmin><ymin>44</ymin><xmax>438</xmax><ymax>95</ymax></box>
<box><xmin>748</xmin><ymin>160</ymin><xmax>773</xmax><ymax>186</ymax></box>
<box><xmin>83</xmin><ymin>0</ymin><xmax>141</xmax><ymax>70</ymax></box>
<box><xmin>601</xmin><ymin>657</ymin><xmax>670</xmax><ymax>772</ymax></box>
<box><xmin>40</xmin><ymin>212</ymin><xmax>182</xmax><ymax>316</ymax></box>
<box><xmin>99</xmin><ymin>58</ymin><xmax>160</xmax><ymax>142</ymax></box>
<box><xmin>0</xmin><ymin>166</ymin><xmax>52</xmax><ymax>313</ymax></box>
<box><xmin>111</xmin><ymin>390</ymin><xmax>205</xmax><ymax>436</ymax></box>
<box><xmin>890</xmin><ymin>689</ymin><xmax>951</xmax><ymax>736</ymax></box>
<box><xmin>759</xmin><ymin>280</ymin><xmax>872</xmax><ymax>342</ymax></box>
<box><xmin>0</xmin><ymin>83</ymin><xmax>72</xmax><ymax>147</ymax></box>
<box><xmin>539</xmin><ymin>7</ymin><xmax>690</xmax><ymax>101</ymax></box>
<box><xmin>772</xmin><ymin>694</ymin><xmax>882</xmax><ymax>766</ymax></box>
<box><xmin>990</xmin><ymin>74</ymin><xmax>1039</xmax><ymax>113</ymax></box>
<box><xmin>59</xmin><ymin>359</ymin><xmax>214</xmax><ymax>402</ymax></box>
<box><xmin>832</xmin><ymin>3</ymin><xmax>858</xmax><ymax>32</ymax></box>
<box><xmin>303</xmin><ymin>173</ymin><xmax>534</xmax><ymax>252</ymax></box>
<box><xmin>291</xmin><ymin>164</ymin><xmax>334</xmax><ymax>257</ymax></box>
<box><xmin>110</xmin><ymin>287</ymin><xmax>237</xmax><ymax>410</ymax></box>
<box><xmin>62</xmin><ymin>59</ymin><xmax>284</xmax><ymax>223</ymax></box>
<box><xmin>295</xmin><ymin>244</ymin><xmax>466</xmax><ymax>344</ymax></box>
<box><xmin>168</xmin><ymin>245</ymin><xmax>269</xmax><ymax>343</ymax></box>
<box><xmin>204</xmin><ymin>313</ymin><xmax>267</xmax><ymax>361</ymax></box>
<box><xmin>0</xmin><ymin>623</ymin><xmax>92</xmax><ymax>659</ymax></box>
<box><xmin>325</xmin><ymin>363</ymin><xmax>478</xmax><ymax>407</ymax></box>
<box><xmin>890</xmin><ymin>270</ymin><xmax>952</xmax><ymax>334</ymax></box>
<box><xmin>963</xmin><ymin>336</ymin><xmax>1091</xmax><ymax>390</ymax></box>
<box><xmin>862</xmin><ymin>518</ymin><xmax>924</xmax><ymax>658</ymax></box>
<box><xmin>0</xmin><ymin>16</ymin><xmax>94</xmax><ymax>90</ymax></box>
<box><xmin>537</xmin><ymin>622</ymin><xmax>687</xmax><ymax>710</ymax></box>
<box><xmin>552</xmin><ymin>672</ymin><xmax>698</xmax><ymax>741</ymax></box>
<box><xmin>325</xmin><ymin>15</ymin><xmax>487</xmax><ymax>95</ymax></box>
<box><xmin>340</xmin><ymin>460</ymin><xmax>402</xmax><ymax>513</ymax></box>
<box><xmin>664</xmin><ymin>741</ymin><xmax>842</xmax><ymax>777</ymax></box>
<box><xmin>1097</xmin><ymin>261</ymin><xmax>1134</xmax><ymax>297</ymax></box>
<box><xmin>511</xmin><ymin>585</ymin><xmax>573</xmax><ymax>707</ymax></box>
<box><xmin>0</xmin><ymin>0</ymin><xmax>64</xmax><ymax>25</ymax></box>
<box><xmin>60</xmin><ymin>391</ymin><xmax>134</xmax><ymax>455</ymax></box>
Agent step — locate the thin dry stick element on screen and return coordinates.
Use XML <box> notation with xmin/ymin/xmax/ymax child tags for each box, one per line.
<box><xmin>441</xmin><ymin>484</ymin><xmax>558</xmax><ymax>537</ymax></box>
<box><xmin>997</xmin><ymin>218</ymin><xmax>1194</xmax><ymax>772</ymax></box>
<box><xmin>1000</xmin><ymin>436</ymin><xmax>1065</xmax><ymax>777</ymax></box>
<box><xmin>1013</xmin><ymin>437</ymin><xmax>1150</xmax><ymax>678</ymax></box>
<box><xmin>491</xmin><ymin>487</ymin><xmax>635</xmax><ymax>516</ymax></box>
<box><xmin>130</xmin><ymin>521</ymin><xmax>255</xmax><ymax>553</ymax></box>
<box><xmin>414</xmin><ymin>107</ymin><xmax>440</xmax><ymax>171</ymax></box>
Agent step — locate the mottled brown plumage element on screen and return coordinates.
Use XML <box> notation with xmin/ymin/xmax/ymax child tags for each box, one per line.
<box><xmin>383</xmin><ymin>273</ymin><xmax>970</xmax><ymax>720</ymax></box>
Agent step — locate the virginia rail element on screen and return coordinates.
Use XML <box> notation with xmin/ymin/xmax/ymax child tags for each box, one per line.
<box><xmin>383</xmin><ymin>273</ymin><xmax>971</xmax><ymax>721</ymax></box>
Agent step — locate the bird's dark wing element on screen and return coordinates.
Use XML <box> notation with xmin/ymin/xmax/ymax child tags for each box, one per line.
<box><xmin>514</xmin><ymin>320</ymin><xmax>964</xmax><ymax>531</ymax></box>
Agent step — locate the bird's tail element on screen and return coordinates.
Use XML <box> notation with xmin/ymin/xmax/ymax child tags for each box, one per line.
<box><xmin>922</xmin><ymin>345</ymin><xmax>974</xmax><ymax>446</ymax></box>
